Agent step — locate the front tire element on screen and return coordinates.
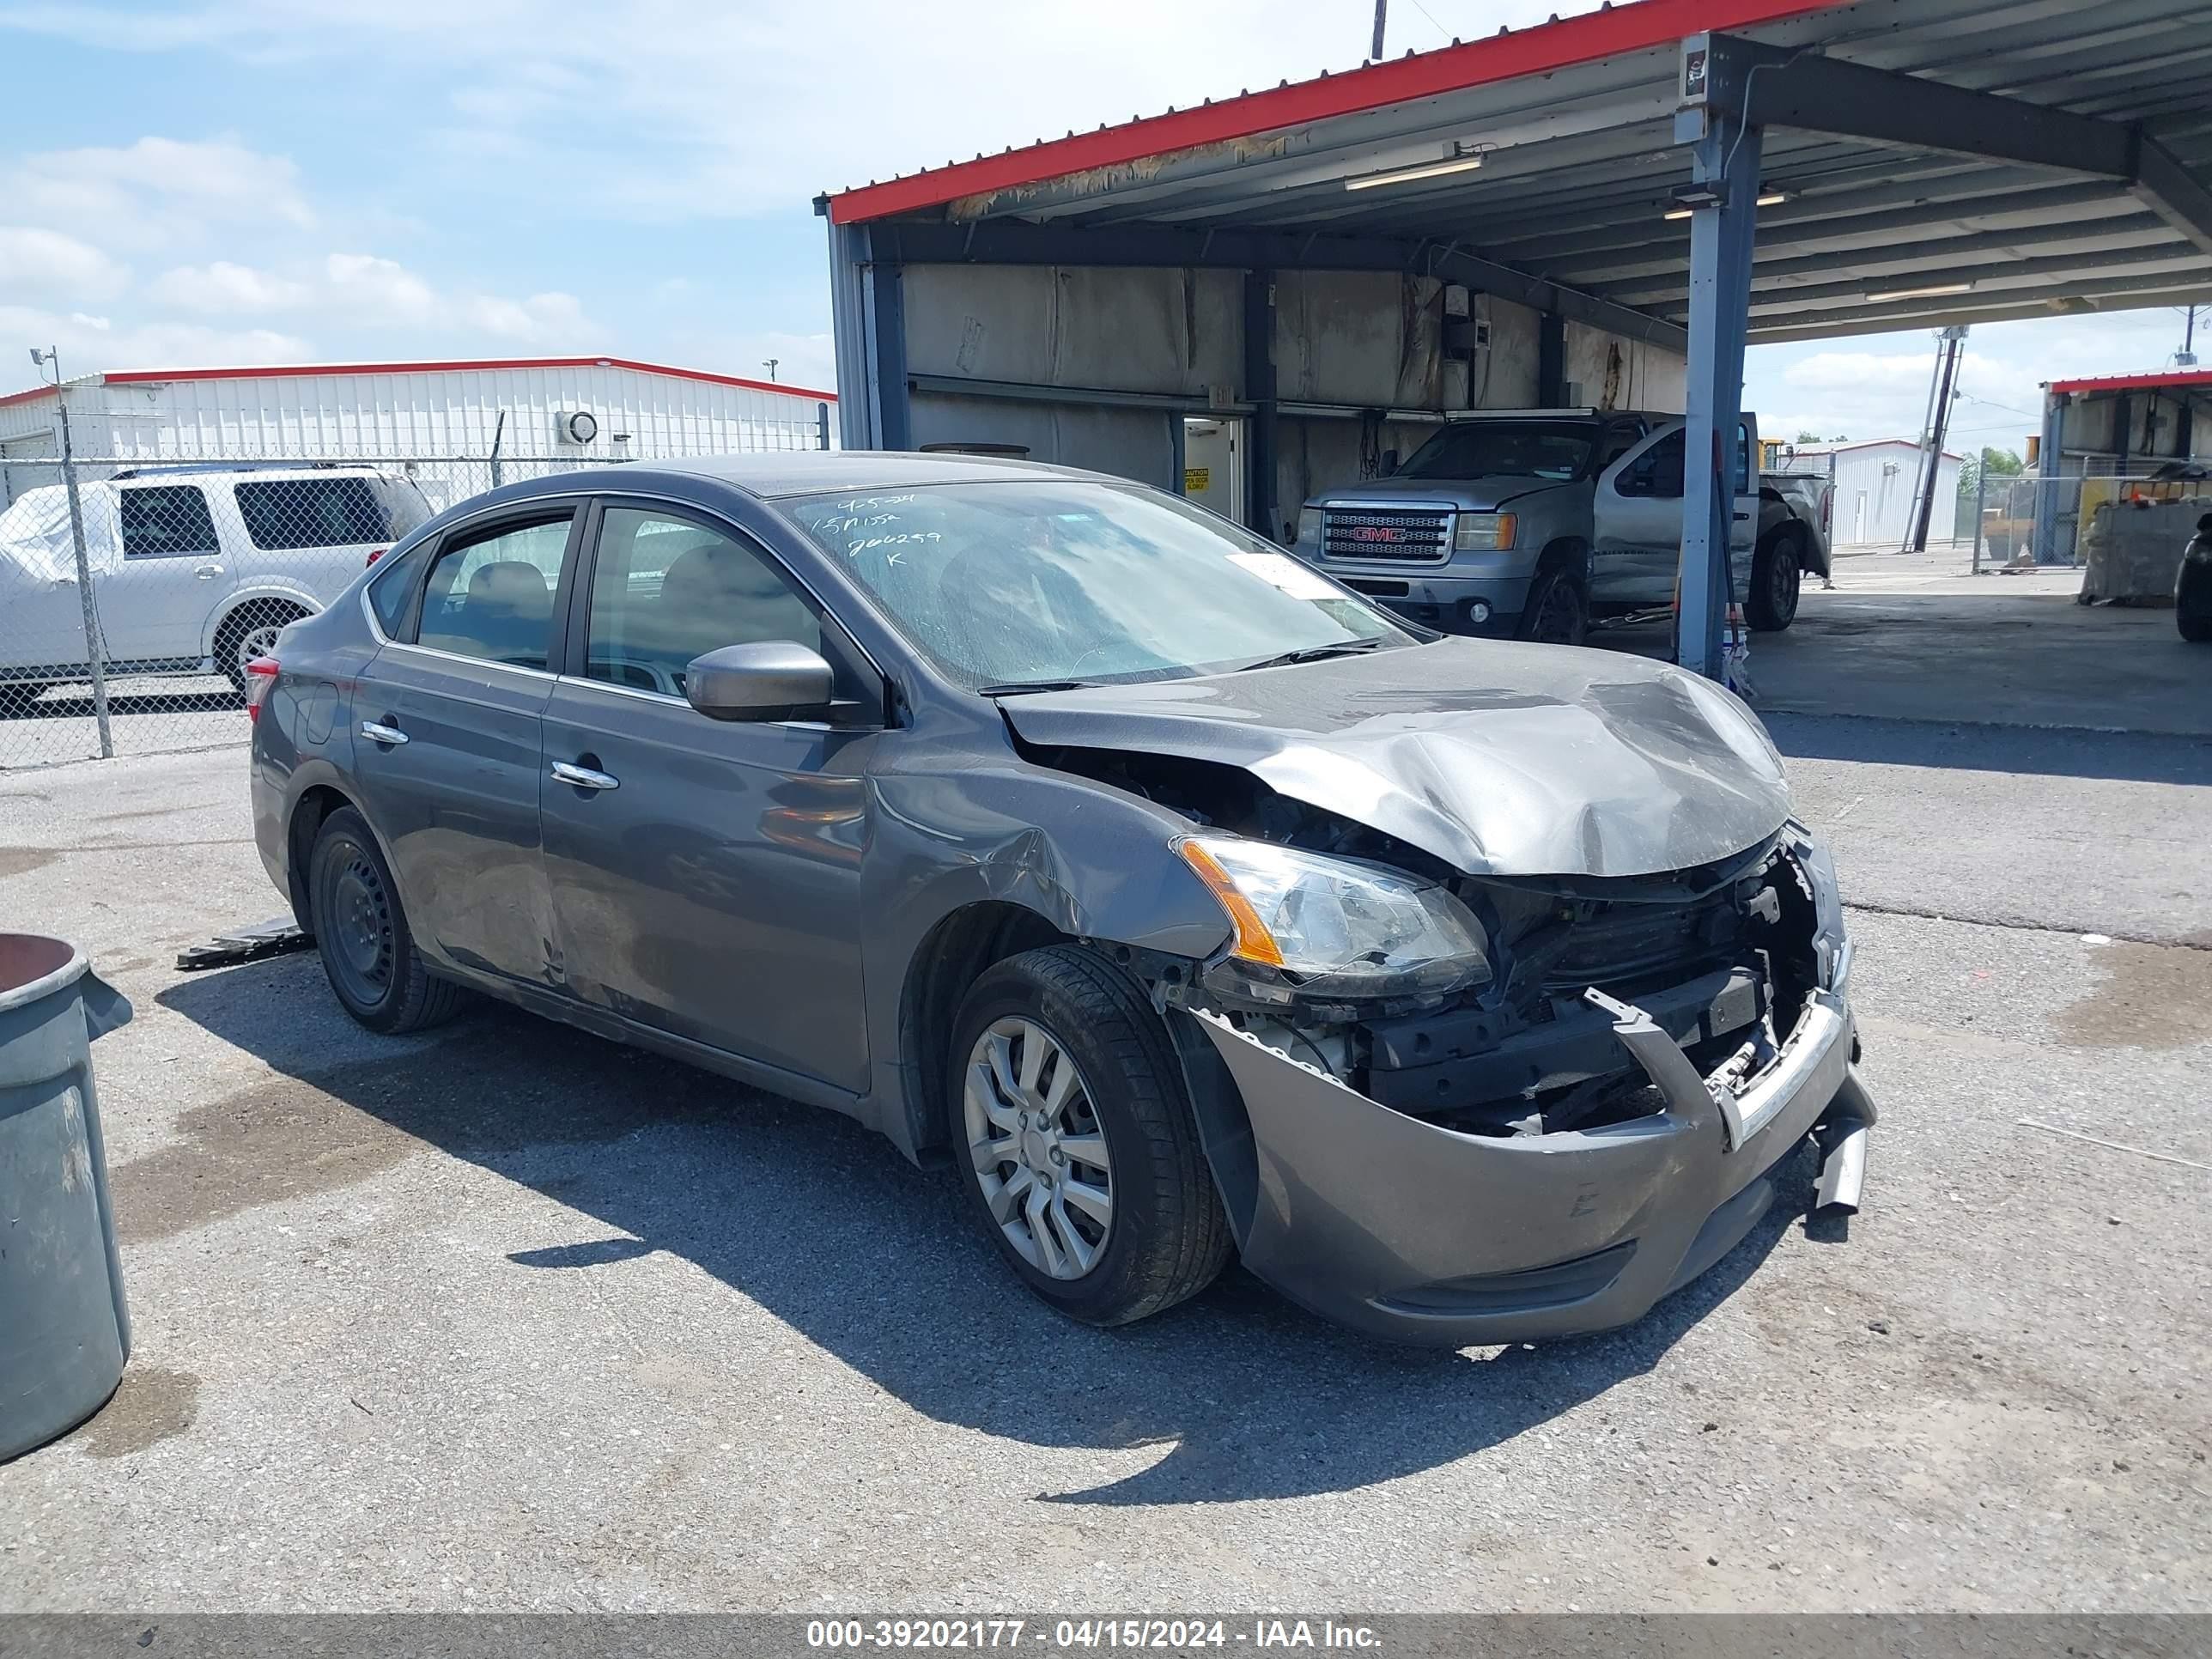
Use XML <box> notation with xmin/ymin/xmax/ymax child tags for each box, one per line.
<box><xmin>307</xmin><ymin>806</ymin><xmax>467</xmax><ymax>1034</ymax></box>
<box><xmin>1517</xmin><ymin>566</ymin><xmax>1589</xmax><ymax>646</ymax></box>
<box><xmin>2180</xmin><ymin>569</ymin><xmax>2212</xmax><ymax>642</ymax></box>
<box><xmin>950</xmin><ymin>945</ymin><xmax>1230</xmax><ymax>1327</ymax></box>
<box><xmin>1748</xmin><ymin>532</ymin><xmax>1804</xmax><ymax>631</ymax></box>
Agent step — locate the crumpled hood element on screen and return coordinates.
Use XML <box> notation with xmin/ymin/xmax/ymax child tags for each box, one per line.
<box><xmin>1317</xmin><ymin>475</ymin><xmax>1571</xmax><ymax>512</ymax></box>
<box><xmin>1002</xmin><ymin>638</ymin><xmax>1790</xmax><ymax>878</ymax></box>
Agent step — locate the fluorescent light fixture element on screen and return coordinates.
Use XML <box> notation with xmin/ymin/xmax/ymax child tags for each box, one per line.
<box><xmin>1664</xmin><ymin>190</ymin><xmax>1789</xmax><ymax>220</ymax></box>
<box><xmin>1345</xmin><ymin>147</ymin><xmax>1484</xmax><ymax>191</ymax></box>
<box><xmin>1865</xmin><ymin>281</ymin><xmax>1975</xmax><ymax>302</ymax></box>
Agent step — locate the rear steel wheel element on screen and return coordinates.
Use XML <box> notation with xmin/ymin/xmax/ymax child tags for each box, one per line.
<box><xmin>307</xmin><ymin>806</ymin><xmax>468</xmax><ymax>1035</ymax></box>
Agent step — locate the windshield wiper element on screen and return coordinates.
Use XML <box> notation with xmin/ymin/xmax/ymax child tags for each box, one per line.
<box><xmin>974</xmin><ymin>678</ymin><xmax>1097</xmax><ymax>696</ymax></box>
<box><xmin>1233</xmin><ymin>637</ymin><xmax>1395</xmax><ymax>674</ymax></box>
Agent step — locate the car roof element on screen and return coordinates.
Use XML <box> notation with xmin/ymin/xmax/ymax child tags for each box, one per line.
<box><xmin>506</xmin><ymin>449</ymin><xmax>1116</xmax><ymax>501</ymax></box>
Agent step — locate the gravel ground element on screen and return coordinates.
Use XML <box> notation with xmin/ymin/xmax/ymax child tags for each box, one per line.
<box><xmin>0</xmin><ymin>727</ymin><xmax>2207</xmax><ymax>1613</ymax></box>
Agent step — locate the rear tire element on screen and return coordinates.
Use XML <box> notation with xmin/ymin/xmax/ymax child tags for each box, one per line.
<box><xmin>949</xmin><ymin>945</ymin><xmax>1230</xmax><ymax>1328</ymax></box>
<box><xmin>1517</xmin><ymin>566</ymin><xmax>1589</xmax><ymax>647</ymax></box>
<box><xmin>1748</xmin><ymin>532</ymin><xmax>1804</xmax><ymax>632</ymax></box>
<box><xmin>216</xmin><ymin>601</ymin><xmax>310</xmax><ymax>694</ymax></box>
<box><xmin>307</xmin><ymin>806</ymin><xmax>467</xmax><ymax>1035</ymax></box>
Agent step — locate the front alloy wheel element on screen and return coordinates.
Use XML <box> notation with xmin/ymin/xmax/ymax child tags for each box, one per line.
<box><xmin>963</xmin><ymin>1016</ymin><xmax>1115</xmax><ymax>1279</ymax></box>
<box><xmin>947</xmin><ymin>945</ymin><xmax>1231</xmax><ymax>1327</ymax></box>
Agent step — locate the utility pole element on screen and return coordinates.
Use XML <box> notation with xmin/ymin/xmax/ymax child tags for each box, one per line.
<box><xmin>2179</xmin><ymin>305</ymin><xmax>2198</xmax><ymax>368</ymax></box>
<box><xmin>1907</xmin><ymin>325</ymin><xmax>1966</xmax><ymax>553</ymax></box>
<box><xmin>1370</xmin><ymin>0</ymin><xmax>1387</xmax><ymax>60</ymax></box>
<box><xmin>30</xmin><ymin>347</ymin><xmax>112</xmax><ymax>758</ymax></box>
<box><xmin>762</xmin><ymin>358</ymin><xmax>780</xmax><ymax>382</ymax></box>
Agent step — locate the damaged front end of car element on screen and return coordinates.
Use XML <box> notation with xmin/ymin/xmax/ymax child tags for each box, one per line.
<box><xmin>1030</xmin><ymin>742</ymin><xmax>1876</xmax><ymax>1346</ymax></box>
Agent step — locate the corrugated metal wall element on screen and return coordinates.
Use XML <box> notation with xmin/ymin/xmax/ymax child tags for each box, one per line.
<box><xmin>899</xmin><ymin>261</ymin><xmax>1688</xmax><ymax>537</ymax></box>
<box><xmin>0</xmin><ymin>364</ymin><xmax>838</xmax><ymax>465</ymax></box>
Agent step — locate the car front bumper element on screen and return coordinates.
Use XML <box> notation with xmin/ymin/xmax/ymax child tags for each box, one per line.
<box><xmin>1187</xmin><ymin>984</ymin><xmax>1872</xmax><ymax>1346</ymax></box>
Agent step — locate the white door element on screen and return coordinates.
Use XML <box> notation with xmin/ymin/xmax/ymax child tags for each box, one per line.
<box><xmin>103</xmin><ymin>483</ymin><xmax>230</xmax><ymax>663</ymax></box>
<box><xmin>1182</xmin><ymin>418</ymin><xmax>1244</xmax><ymax>526</ymax></box>
<box><xmin>1852</xmin><ymin>491</ymin><xmax>1868</xmax><ymax>544</ymax></box>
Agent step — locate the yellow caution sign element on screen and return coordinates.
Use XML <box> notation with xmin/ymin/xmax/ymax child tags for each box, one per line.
<box><xmin>1184</xmin><ymin>466</ymin><xmax>1211</xmax><ymax>494</ymax></box>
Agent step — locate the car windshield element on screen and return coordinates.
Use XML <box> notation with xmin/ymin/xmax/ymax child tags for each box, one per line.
<box><xmin>782</xmin><ymin>480</ymin><xmax>1417</xmax><ymax>691</ymax></box>
<box><xmin>1395</xmin><ymin>421</ymin><xmax>1597</xmax><ymax>482</ymax></box>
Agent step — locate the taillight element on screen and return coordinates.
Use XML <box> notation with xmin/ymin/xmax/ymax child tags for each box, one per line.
<box><xmin>366</xmin><ymin>546</ymin><xmax>388</xmax><ymax>567</ymax></box>
<box><xmin>245</xmin><ymin>657</ymin><xmax>279</xmax><ymax>724</ymax></box>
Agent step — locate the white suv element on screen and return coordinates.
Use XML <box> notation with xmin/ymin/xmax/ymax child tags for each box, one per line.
<box><xmin>0</xmin><ymin>465</ymin><xmax>433</xmax><ymax>707</ymax></box>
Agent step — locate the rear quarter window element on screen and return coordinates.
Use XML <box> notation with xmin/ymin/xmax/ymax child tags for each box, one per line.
<box><xmin>119</xmin><ymin>485</ymin><xmax>218</xmax><ymax>558</ymax></box>
<box><xmin>366</xmin><ymin>541</ymin><xmax>431</xmax><ymax>638</ymax></box>
<box><xmin>234</xmin><ymin>477</ymin><xmax>393</xmax><ymax>550</ymax></box>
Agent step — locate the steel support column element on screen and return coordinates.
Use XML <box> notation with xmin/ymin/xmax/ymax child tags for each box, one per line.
<box><xmin>2033</xmin><ymin>393</ymin><xmax>2068</xmax><ymax>566</ymax></box>
<box><xmin>1675</xmin><ymin>105</ymin><xmax>1760</xmax><ymax>679</ymax></box>
<box><xmin>819</xmin><ymin>209</ymin><xmax>876</xmax><ymax>449</ymax></box>
<box><xmin>862</xmin><ymin>258</ymin><xmax>912</xmax><ymax>452</ymax></box>
<box><xmin>1245</xmin><ymin>270</ymin><xmax>1280</xmax><ymax>540</ymax></box>
<box><xmin>1538</xmin><ymin>313</ymin><xmax>1567</xmax><ymax>407</ymax></box>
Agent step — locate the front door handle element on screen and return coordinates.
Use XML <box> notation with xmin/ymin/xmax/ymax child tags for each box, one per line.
<box><xmin>360</xmin><ymin>720</ymin><xmax>409</xmax><ymax>746</ymax></box>
<box><xmin>196</xmin><ymin>563</ymin><xmax>225</xmax><ymax>580</ymax></box>
<box><xmin>550</xmin><ymin>760</ymin><xmax>619</xmax><ymax>792</ymax></box>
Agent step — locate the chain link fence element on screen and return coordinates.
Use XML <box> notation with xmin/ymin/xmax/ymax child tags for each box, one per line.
<box><xmin>0</xmin><ymin>439</ymin><xmax>823</xmax><ymax>770</ymax></box>
<box><xmin>1962</xmin><ymin>470</ymin><xmax>2212</xmax><ymax>573</ymax></box>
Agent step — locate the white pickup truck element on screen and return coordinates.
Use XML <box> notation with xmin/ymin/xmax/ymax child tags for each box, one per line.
<box><xmin>1292</xmin><ymin>409</ymin><xmax>1832</xmax><ymax>644</ymax></box>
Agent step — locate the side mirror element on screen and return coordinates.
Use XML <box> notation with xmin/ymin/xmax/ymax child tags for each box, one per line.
<box><xmin>1379</xmin><ymin>449</ymin><xmax>1401</xmax><ymax>477</ymax></box>
<box><xmin>684</xmin><ymin>641</ymin><xmax>834</xmax><ymax>722</ymax></box>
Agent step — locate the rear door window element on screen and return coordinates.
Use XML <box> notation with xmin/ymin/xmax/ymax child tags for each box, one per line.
<box><xmin>118</xmin><ymin>485</ymin><xmax>219</xmax><ymax>558</ymax></box>
<box><xmin>416</xmin><ymin>514</ymin><xmax>574</xmax><ymax>670</ymax></box>
<box><xmin>234</xmin><ymin>477</ymin><xmax>392</xmax><ymax>550</ymax></box>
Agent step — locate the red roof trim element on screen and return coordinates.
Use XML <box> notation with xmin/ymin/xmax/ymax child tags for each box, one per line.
<box><xmin>2047</xmin><ymin>368</ymin><xmax>2212</xmax><ymax>395</ymax></box>
<box><xmin>827</xmin><ymin>0</ymin><xmax>1856</xmax><ymax>225</ymax></box>
<box><xmin>97</xmin><ymin>356</ymin><xmax>836</xmax><ymax>403</ymax></box>
<box><xmin>0</xmin><ymin>385</ymin><xmax>58</xmax><ymax>412</ymax></box>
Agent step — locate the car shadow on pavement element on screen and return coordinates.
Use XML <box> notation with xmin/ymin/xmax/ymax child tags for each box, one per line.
<box><xmin>156</xmin><ymin>954</ymin><xmax>1810</xmax><ymax>1508</ymax></box>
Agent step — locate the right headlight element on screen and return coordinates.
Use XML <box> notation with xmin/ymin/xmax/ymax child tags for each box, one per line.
<box><xmin>1453</xmin><ymin>511</ymin><xmax>1517</xmax><ymax>551</ymax></box>
<box><xmin>1177</xmin><ymin>835</ymin><xmax>1492</xmax><ymax>1000</ymax></box>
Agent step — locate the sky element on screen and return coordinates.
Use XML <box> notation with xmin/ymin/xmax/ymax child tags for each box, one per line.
<box><xmin>0</xmin><ymin>0</ymin><xmax>2201</xmax><ymax>454</ymax></box>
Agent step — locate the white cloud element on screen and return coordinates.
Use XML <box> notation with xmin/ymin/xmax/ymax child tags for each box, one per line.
<box><xmin>0</xmin><ymin>301</ymin><xmax>313</xmax><ymax>374</ymax></box>
<box><xmin>0</xmin><ymin>226</ymin><xmax>129</xmax><ymax>302</ymax></box>
<box><xmin>6</xmin><ymin>137</ymin><xmax>314</xmax><ymax>244</ymax></box>
<box><xmin>146</xmin><ymin>258</ymin><xmax>313</xmax><ymax>312</ymax></box>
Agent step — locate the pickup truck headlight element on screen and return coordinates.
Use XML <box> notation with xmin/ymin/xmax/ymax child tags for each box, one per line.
<box><xmin>1453</xmin><ymin>511</ymin><xmax>1517</xmax><ymax>551</ymax></box>
<box><xmin>1179</xmin><ymin>835</ymin><xmax>1492</xmax><ymax>1000</ymax></box>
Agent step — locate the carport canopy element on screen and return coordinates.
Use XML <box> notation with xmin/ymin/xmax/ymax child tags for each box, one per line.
<box><xmin>818</xmin><ymin>0</ymin><xmax>2212</xmax><ymax>676</ymax></box>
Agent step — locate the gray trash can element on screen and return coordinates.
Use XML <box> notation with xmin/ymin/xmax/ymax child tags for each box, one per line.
<box><xmin>1</xmin><ymin>934</ymin><xmax>133</xmax><ymax>1462</ymax></box>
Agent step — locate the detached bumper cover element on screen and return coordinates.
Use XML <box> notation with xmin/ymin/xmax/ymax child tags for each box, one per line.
<box><xmin>1188</xmin><ymin>988</ymin><xmax>1871</xmax><ymax>1346</ymax></box>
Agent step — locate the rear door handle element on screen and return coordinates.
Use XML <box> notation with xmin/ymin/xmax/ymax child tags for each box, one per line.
<box><xmin>196</xmin><ymin>563</ymin><xmax>225</xmax><ymax>580</ymax></box>
<box><xmin>360</xmin><ymin>720</ymin><xmax>408</xmax><ymax>745</ymax></box>
<box><xmin>550</xmin><ymin>761</ymin><xmax>619</xmax><ymax>792</ymax></box>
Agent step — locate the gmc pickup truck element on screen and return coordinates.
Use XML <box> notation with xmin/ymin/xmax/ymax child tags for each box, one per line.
<box><xmin>1291</xmin><ymin>410</ymin><xmax>1831</xmax><ymax>645</ymax></box>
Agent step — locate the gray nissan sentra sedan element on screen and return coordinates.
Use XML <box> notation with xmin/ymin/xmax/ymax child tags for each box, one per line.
<box><xmin>247</xmin><ymin>452</ymin><xmax>1876</xmax><ymax>1346</ymax></box>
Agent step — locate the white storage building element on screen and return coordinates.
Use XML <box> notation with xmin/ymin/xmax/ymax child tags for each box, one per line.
<box><xmin>0</xmin><ymin>356</ymin><xmax>839</xmax><ymax>507</ymax></box>
<box><xmin>1777</xmin><ymin>438</ymin><xmax>1963</xmax><ymax>548</ymax></box>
